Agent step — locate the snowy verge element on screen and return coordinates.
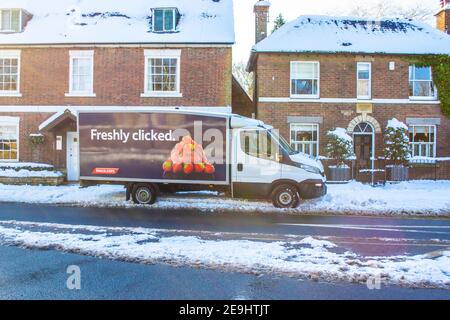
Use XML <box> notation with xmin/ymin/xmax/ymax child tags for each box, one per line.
<box><xmin>0</xmin><ymin>181</ymin><xmax>449</xmax><ymax>216</ymax></box>
<box><xmin>0</xmin><ymin>220</ymin><xmax>448</xmax><ymax>289</ymax></box>
<box><xmin>0</xmin><ymin>169</ymin><xmax>63</xmax><ymax>178</ymax></box>
<box><xmin>0</xmin><ymin>162</ymin><xmax>53</xmax><ymax>169</ymax></box>
<box><xmin>0</xmin><ymin>162</ymin><xmax>62</xmax><ymax>178</ymax></box>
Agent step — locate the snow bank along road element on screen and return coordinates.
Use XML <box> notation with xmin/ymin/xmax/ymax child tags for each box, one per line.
<box><xmin>0</xmin><ymin>215</ymin><xmax>450</xmax><ymax>289</ymax></box>
<box><xmin>0</xmin><ymin>180</ymin><xmax>449</xmax><ymax>216</ymax></box>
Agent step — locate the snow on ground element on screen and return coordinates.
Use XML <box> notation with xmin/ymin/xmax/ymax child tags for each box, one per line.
<box><xmin>0</xmin><ymin>181</ymin><xmax>449</xmax><ymax>216</ymax></box>
<box><xmin>0</xmin><ymin>220</ymin><xmax>448</xmax><ymax>289</ymax></box>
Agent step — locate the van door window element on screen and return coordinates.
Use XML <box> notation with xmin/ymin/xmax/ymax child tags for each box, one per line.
<box><xmin>240</xmin><ymin>130</ymin><xmax>277</xmax><ymax>161</ymax></box>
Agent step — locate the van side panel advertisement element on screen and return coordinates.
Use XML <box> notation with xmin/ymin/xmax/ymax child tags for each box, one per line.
<box><xmin>79</xmin><ymin>112</ymin><xmax>228</xmax><ymax>183</ymax></box>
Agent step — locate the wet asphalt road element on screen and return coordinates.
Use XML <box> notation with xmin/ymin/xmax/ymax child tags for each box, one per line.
<box><xmin>1</xmin><ymin>245</ymin><xmax>449</xmax><ymax>300</ymax></box>
<box><xmin>0</xmin><ymin>203</ymin><xmax>449</xmax><ymax>299</ymax></box>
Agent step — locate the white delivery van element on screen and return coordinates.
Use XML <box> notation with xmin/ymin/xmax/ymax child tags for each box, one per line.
<box><xmin>78</xmin><ymin>110</ymin><xmax>326</xmax><ymax>208</ymax></box>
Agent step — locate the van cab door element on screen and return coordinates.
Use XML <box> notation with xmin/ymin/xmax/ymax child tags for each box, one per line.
<box><xmin>232</xmin><ymin>129</ymin><xmax>281</xmax><ymax>192</ymax></box>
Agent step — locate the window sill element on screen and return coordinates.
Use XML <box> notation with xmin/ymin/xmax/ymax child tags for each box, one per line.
<box><xmin>0</xmin><ymin>92</ymin><xmax>22</xmax><ymax>97</ymax></box>
<box><xmin>290</xmin><ymin>95</ymin><xmax>320</xmax><ymax>100</ymax></box>
<box><xmin>141</xmin><ymin>92</ymin><xmax>183</xmax><ymax>98</ymax></box>
<box><xmin>65</xmin><ymin>93</ymin><xmax>96</xmax><ymax>98</ymax></box>
<box><xmin>409</xmin><ymin>96</ymin><xmax>438</xmax><ymax>101</ymax></box>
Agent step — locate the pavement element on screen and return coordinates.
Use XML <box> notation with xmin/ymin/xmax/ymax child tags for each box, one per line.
<box><xmin>0</xmin><ymin>203</ymin><xmax>449</xmax><ymax>299</ymax></box>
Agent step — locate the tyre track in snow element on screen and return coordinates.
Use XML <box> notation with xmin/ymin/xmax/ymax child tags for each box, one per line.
<box><xmin>0</xmin><ymin>219</ymin><xmax>449</xmax><ymax>289</ymax></box>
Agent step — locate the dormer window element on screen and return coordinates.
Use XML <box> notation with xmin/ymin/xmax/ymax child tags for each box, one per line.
<box><xmin>0</xmin><ymin>9</ymin><xmax>21</xmax><ymax>33</ymax></box>
<box><xmin>152</xmin><ymin>8</ymin><xmax>179</xmax><ymax>32</ymax></box>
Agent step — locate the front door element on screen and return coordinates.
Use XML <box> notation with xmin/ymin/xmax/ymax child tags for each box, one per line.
<box><xmin>354</xmin><ymin>135</ymin><xmax>373</xmax><ymax>169</ymax></box>
<box><xmin>66</xmin><ymin>132</ymin><xmax>80</xmax><ymax>181</ymax></box>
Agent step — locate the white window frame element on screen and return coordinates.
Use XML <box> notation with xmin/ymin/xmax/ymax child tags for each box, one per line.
<box><xmin>357</xmin><ymin>62</ymin><xmax>371</xmax><ymax>100</ymax></box>
<box><xmin>0</xmin><ymin>9</ymin><xmax>22</xmax><ymax>33</ymax></box>
<box><xmin>142</xmin><ymin>49</ymin><xmax>182</xmax><ymax>98</ymax></box>
<box><xmin>152</xmin><ymin>8</ymin><xmax>177</xmax><ymax>33</ymax></box>
<box><xmin>0</xmin><ymin>116</ymin><xmax>20</xmax><ymax>162</ymax></box>
<box><xmin>409</xmin><ymin>124</ymin><xmax>437</xmax><ymax>158</ymax></box>
<box><xmin>290</xmin><ymin>123</ymin><xmax>320</xmax><ymax>158</ymax></box>
<box><xmin>65</xmin><ymin>50</ymin><xmax>95</xmax><ymax>97</ymax></box>
<box><xmin>290</xmin><ymin>61</ymin><xmax>320</xmax><ymax>99</ymax></box>
<box><xmin>408</xmin><ymin>65</ymin><xmax>437</xmax><ymax>101</ymax></box>
<box><xmin>0</xmin><ymin>50</ymin><xmax>21</xmax><ymax>97</ymax></box>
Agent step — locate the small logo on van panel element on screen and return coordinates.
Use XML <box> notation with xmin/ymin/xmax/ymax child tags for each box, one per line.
<box><xmin>92</xmin><ymin>168</ymin><xmax>120</xmax><ymax>175</ymax></box>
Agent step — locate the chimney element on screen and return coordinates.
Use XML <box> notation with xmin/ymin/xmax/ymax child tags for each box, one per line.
<box><xmin>435</xmin><ymin>0</ymin><xmax>450</xmax><ymax>34</ymax></box>
<box><xmin>254</xmin><ymin>0</ymin><xmax>271</xmax><ymax>44</ymax></box>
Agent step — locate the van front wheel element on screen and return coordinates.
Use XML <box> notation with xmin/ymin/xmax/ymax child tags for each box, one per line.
<box><xmin>132</xmin><ymin>184</ymin><xmax>158</xmax><ymax>205</ymax></box>
<box><xmin>271</xmin><ymin>184</ymin><xmax>300</xmax><ymax>208</ymax></box>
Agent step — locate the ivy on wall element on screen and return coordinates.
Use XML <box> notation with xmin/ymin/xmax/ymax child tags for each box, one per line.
<box><xmin>410</xmin><ymin>54</ymin><xmax>450</xmax><ymax>117</ymax></box>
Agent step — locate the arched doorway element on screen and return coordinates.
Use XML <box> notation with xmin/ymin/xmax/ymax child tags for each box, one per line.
<box><xmin>353</xmin><ymin>122</ymin><xmax>374</xmax><ymax>170</ymax></box>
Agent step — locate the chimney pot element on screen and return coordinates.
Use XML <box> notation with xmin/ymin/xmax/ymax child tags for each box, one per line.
<box><xmin>436</xmin><ymin>0</ymin><xmax>450</xmax><ymax>34</ymax></box>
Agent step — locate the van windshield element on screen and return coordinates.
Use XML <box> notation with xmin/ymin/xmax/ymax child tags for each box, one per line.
<box><xmin>269</xmin><ymin>130</ymin><xmax>297</xmax><ymax>155</ymax></box>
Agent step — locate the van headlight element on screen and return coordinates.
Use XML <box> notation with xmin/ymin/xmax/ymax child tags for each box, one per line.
<box><xmin>294</xmin><ymin>163</ymin><xmax>321</xmax><ymax>174</ymax></box>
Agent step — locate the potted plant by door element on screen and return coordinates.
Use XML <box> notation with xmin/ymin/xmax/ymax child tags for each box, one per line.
<box><xmin>384</xmin><ymin>118</ymin><xmax>410</xmax><ymax>181</ymax></box>
<box><xmin>325</xmin><ymin>128</ymin><xmax>355</xmax><ymax>182</ymax></box>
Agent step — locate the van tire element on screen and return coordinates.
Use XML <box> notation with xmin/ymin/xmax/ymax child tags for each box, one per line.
<box><xmin>131</xmin><ymin>183</ymin><xmax>158</xmax><ymax>205</ymax></box>
<box><xmin>271</xmin><ymin>184</ymin><xmax>300</xmax><ymax>208</ymax></box>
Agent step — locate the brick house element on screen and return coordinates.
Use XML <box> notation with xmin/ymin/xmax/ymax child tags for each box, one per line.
<box><xmin>0</xmin><ymin>0</ymin><xmax>236</xmax><ymax>180</ymax></box>
<box><xmin>248</xmin><ymin>0</ymin><xmax>450</xmax><ymax>173</ymax></box>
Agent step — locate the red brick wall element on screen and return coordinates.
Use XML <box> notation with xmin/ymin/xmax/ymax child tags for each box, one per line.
<box><xmin>1</xmin><ymin>112</ymin><xmax>55</xmax><ymax>164</ymax></box>
<box><xmin>0</xmin><ymin>46</ymin><xmax>231</xmax><ymax>169</ymax></box>
<box><xmin>256</xmin><ymin>53</ymin><xmax>413</xmax><ymax>99</ymax></box>
<box><xmin>232</xmin><ymin>77</ymin><xmax>254</xmax><ymax>117</ymax></box>
<box><xmin>0</xmin><ymin>46</ymin><xmax>232</xmax><ymax>106</ymax></box>
<box><xmin>254</xmin><ymin>53</ymin><xmax>450</xmax><ymax>160</ymax></box>
<box><xmin>257</xmin><ymin>102</ymin><xmax>450</xmax><ymax>158</ymax></box>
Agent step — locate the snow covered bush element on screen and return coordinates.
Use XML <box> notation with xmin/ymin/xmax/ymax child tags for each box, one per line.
<box><xmin>325</xmin><ymin>128</ymin><xmax>355</xmax><ymax>167</ymax></box>
<box><xmin>0</xmin><ymin>162</ymin><xmax>55</xmax><ymax>172</ymax></box>
<box><xmin>384</xmin><ymin>118</ymin><xmax>410</xmax><ymax>165</ymax></box>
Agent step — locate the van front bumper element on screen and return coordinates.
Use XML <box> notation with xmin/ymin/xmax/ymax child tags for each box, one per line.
<box><xmin>297</xmin><ymin>179</ymin><xmax>327</xmax><ymax>199</ymax></box>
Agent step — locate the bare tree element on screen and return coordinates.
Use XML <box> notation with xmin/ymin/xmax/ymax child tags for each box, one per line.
<box><xmin>400</xmin><ymin>4</ymin><xmax>434</xmax><ymax>22</ymax></box>
<box><xmin>329</xmin><ymin>0</ymin><xmax>434</xmax><ymax>23</ymax></box>
<box><xmin>233</xmin><ymin>62</ymin><xmax>254</xmax><ymax>96</ymax></box>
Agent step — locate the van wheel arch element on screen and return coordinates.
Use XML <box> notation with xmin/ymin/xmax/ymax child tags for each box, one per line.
<box><xmin>270</xmin><ymin>179</ymin><xmax>300</xmax><ymax>193</ymax></box>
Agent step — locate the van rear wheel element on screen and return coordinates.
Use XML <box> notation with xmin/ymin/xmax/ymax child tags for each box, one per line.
<box><xmin>271</xmin><ymin>184</ymin><xmax>300</xmax><ymax>208</ymax></box>
<box><xmin>132</xmin><ymin>184</ymin><xmax>158</xmax><ymax>205</ymax></box>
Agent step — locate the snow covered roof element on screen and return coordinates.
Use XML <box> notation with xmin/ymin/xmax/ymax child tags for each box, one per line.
<box><xmin>252</xmin><ymin>15</ymin><xmax>450</xmax><ymax>55</ymax></box>
<box><xmin>0</xmin><ymin>0</ymin><xmax>235</xmax><ymax>45</ymax></box>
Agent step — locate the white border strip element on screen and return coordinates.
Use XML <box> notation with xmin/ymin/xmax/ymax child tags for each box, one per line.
<box><xmin>259</xmin><ymin>97</ymin><xmax>442</xmax><ymax>104</ymax></box>
<box><xmin>79</xmin><ymin>176</ymin><xmax>230</xmax><ymax>186</ymax></box>
<box><xmin>0</xmin><ymin>105</ymin><xmax>232</xmax><ymax>113</ymax></box>
<box><xmin>0</xmin><ymin>44</ymin><xmax>233</xmax><ymax>48</ymax></box>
